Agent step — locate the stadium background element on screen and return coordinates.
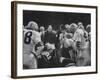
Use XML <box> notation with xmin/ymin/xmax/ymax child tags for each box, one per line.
<box><xmin>23</xmin><ymin>10</ymin><xmax>91</xmax><ymax>30</ymax></box>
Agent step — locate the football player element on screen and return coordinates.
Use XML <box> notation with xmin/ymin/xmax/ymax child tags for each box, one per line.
<box><xmin>23</xmin><ymin>21</ymin><xmax>41</xmax><ymax>69</ymax></box>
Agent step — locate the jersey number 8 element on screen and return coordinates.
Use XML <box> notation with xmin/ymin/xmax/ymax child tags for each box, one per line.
<box><xmin>24</xmin><ymin>31</ymin><xmax>32</xmax><ymax>44</ymax></box>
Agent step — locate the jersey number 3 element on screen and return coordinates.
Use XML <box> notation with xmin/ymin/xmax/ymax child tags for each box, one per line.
<box><xmin>24</xmin><ymin>31</ymin><xmax>32</xmax><ymax>44</ymax></box>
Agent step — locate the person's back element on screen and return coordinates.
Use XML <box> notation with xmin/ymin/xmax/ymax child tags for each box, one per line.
<box><xmin>23</xmin><ymin>21</ymin><xmax>41</xmax><ymax>69</ymax></box>
<box><xmin>23</xmin><ymin>29</ymin><xmax>41</xmax><ymax>54</ymax></box>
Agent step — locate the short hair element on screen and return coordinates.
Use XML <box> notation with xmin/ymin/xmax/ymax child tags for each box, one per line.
<box><xmin>86</xmin><ymin>24</ymin><xmax>91</xmax><ymax>29</ymax></box>
<box><xmin>70</xmin><ymin>23</ymin><xmax>78</xmax><ymax>29</ymax></box>
<box><xmin>78</xmin><ymin>22</ymin><xmax>84</xmax><ymax>29</ymax></box>
<box><xmin>60</xmin><ymin>24</ymin><xmax>66</xmax><ymax>30</ymax></box>
<box><xmin>26</xmin><ymin>21</ymin><xmax>38</xmax><ymax>30</ymax></box>
<box><xmin>40</xmin><ymin>26</ymin><xmax>45</xmax><ymax>31</ymax></box>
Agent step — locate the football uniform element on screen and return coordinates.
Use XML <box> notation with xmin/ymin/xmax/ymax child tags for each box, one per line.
<box><xmin>72</xmin><ymin>28</ymin><xmax>90</xmax><ymax>66</ymax></box>
<box><xmin>23</xmin><ymin>28</ymin><xmax>41</xmax><ymax>69</ymax></box>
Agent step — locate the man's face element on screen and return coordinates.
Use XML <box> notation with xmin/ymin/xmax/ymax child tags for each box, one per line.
<box><xmin>40</xmin><ymin>27</ymin><xmax>45</xmax><ymax>32</ymax></box>
<box><xmin>65</xmin><ymin>24</ymin><xmax>70</xmax><ymax>33</ymax></box>
<box><xmin>86</xmin><ymin>25</ymin><xmax>91</xmax><ymax>33</ymax></box>
<box><xmin>78</xmin><ymin>22</ymin><xmax>84</xmax><ymax>29</ymax></box>
<box><xmin>70</xmin><ymin>23</ymin><xmax>78</xmax><ymax>34</ymax></box>
<box><xmin>48</xmin><ymin>25</ymin><xmax>52</xmax><ymax>32</ymax></box>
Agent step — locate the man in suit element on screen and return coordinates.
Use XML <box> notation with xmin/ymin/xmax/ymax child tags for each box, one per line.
<box><xmin>44</xmin><ymin>25</ymin><xmax>57</xmax><ymax>45</ymax></box>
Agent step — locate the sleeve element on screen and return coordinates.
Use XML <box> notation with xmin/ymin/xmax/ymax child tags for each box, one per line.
<box><xmin>32</xmin><ymin>31</ymin><xmax>41</xmax><ymax>44</ymax></box>
<box><xmin>35</xmin><ymin>32</ymin><xmax>41</xmax><ymax>43</ymax></box>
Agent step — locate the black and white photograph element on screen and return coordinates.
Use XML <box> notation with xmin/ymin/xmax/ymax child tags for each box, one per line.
<box><xmin>23</xmin><ymin>10</ymin><xmax>91</xmax><ymax>69</ymax></box>
<box><xmin>11</xmin><ymin>1</ymin><xmax>97</xmax><ymax>78</ymax></box>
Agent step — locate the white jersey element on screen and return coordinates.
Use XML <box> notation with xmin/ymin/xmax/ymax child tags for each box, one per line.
<box><xmin>73</xmin><ymin>28</ymin><xmax>89</xmax><ymax>50</ymax></box>
<box><xmin>23</xmin><ymin>29</ymin><xmax>41</xmax><ymax>54</ymax></box>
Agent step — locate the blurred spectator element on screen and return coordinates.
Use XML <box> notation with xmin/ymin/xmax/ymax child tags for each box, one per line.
<box><xmin>56</xmin><ymin>24</ymin><xmax>63</xmax><ymax>49</ymax></box>
<box><xmin>40</xmin><ymin>26</ymin><xmax>45</xmax><ymax>43</ymax></box>
<box><xmin>78</xmin><ymin>22</ymin><xmax>84</xmax><ymax>30</ymax></box>
<box><xmin>65</xmin><ymin>24</ymin><xmax>70</xmax><ymax>33</ymax></box>
<box><xmin>70</xmin><ymin>23</ymin><xmax>78</xmax><ymax>34</ymax></box>
<box><xmin>86</xmin><ymin>24</ymin><xmax>91</xmax><ymax>33</ymax></box>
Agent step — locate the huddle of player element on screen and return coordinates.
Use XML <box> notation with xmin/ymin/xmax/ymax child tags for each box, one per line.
<box><xmin>23</xmin><ymin>21</ymin><xmax>91</xmax><ymax>69</ymax></box>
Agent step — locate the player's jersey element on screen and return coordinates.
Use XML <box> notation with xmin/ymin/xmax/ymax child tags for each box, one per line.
<box><xmin>23</xmin><ymin>29</ymin><xmax>41</xmax><ymax>54</ymax></box>
<box><xmin>73</xmin><ymin>28</ymin><xmax>89</xmax><ymax>50</ymax></box>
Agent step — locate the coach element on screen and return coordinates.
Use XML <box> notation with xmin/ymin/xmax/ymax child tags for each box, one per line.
<box><xmin>44</xmin><ymin>25</ymin><xmax>57</xmax><ymax>45</ymax></box>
